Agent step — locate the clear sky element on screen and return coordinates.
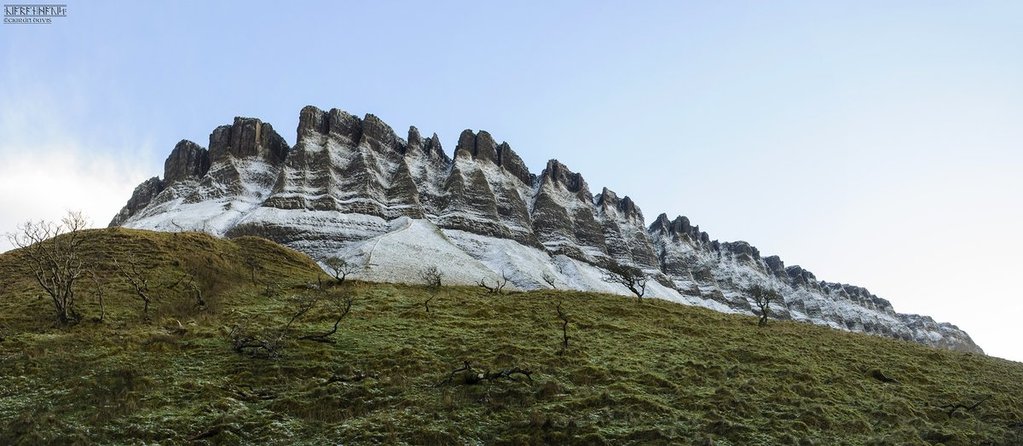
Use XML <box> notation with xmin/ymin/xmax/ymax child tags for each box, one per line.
<box><xmin>1</xmin><ymin>1</ymin><xmax>1020</xmax><ymax>361</ymax></box>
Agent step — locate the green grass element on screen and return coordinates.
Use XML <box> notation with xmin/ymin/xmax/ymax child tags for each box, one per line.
<box><xmin>1</xmin><ymin>228</ymin><xmax>1021</xmax><ymax>445</ymax></box>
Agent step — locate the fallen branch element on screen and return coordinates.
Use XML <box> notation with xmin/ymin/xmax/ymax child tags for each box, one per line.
<box><xmin>438</xmin><ymin>361</ymin><xmax>533</xmax><ymax>386</ymax></box>
<box><xmin>228</xmin><ymin>325</ymin><xmax>283</xmax><ymax>358</ymax></box>
<box><xmin>940</xmin><ymin>395</ymin><xmax>991</xmax><ymax>418</ymax></box>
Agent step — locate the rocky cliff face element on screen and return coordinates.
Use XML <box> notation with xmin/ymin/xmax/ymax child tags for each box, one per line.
<box><xmin>111</xmin><ymin>106</ymin><xmax>983</xmax><ymax>354</ymax></box>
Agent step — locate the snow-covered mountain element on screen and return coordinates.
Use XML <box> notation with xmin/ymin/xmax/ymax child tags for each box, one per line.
<box><xmin>111</xmin><ymin>106</ymin><xmax>982</xmax><ymax>353</ymax></box>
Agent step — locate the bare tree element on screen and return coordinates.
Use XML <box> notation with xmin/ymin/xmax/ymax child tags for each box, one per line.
<box><xmin>556</xmin><ymin>298</ymin><xmax>570</xmax><ymax>353</ymax></box>
<box><xmin>323</xmin><ymin>256</ymin><xmax>360</xmax><ymax>284</ymax></box>
<box><xmin>542</xmin><ymin>272</ymin><xmax>557</xmax><ymax>289</ymax></box>
<box><xmin>746</xmin><ymin>284</ymin><xmax>780</xmax><ymax>327</ymax></box>
<box><xmin>113</xmin><ymin>253</ymin><xmax>156</xmax><ymax>318</ymax></box>
<box><xmin>602</xmin><ymin>263</ymin><xmax>647</xmax><ymax>300</ymax></box>
<box><xmin>419</xmin><ymin>265</ymin><xmax>442</xmax><ymax>312</ymax></box>
<box><xmin>477</xmin><ymin>270</ymin><xmax>510</xmax><ymax>294</ymax></box>
<box><xmin>6</xmin><ymin>211</ymin><xmax>89</xmax><ymax>325</ymax></box>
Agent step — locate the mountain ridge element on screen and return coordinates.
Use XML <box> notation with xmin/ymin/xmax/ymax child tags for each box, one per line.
<box><xmin>110</xmin><ymin>105</ymin><xmax>982</xmax><ymax>353</ymax></box>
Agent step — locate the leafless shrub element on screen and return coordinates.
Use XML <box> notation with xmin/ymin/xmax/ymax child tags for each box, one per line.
<box><xmin>420</xmin><ymin>265</ymin><xmax>442</xmax><ymax>289</ymax></box>
<box><xmin>6</xmin><ymin>211</ymin><xmax>89</xmax><ymax>325</ymax></box>
<box><xmin>478</xmin><ymin>270</ymin><xmax>510</xmax><ymax>294</ymax></box>
<box><xmin>420</xmin><ymin>265</ymin><xmax>442</xmax><ymax>312</ymax></box>
<box><xmin>113</xmin><ymin>253</ymin><xmax>156</xmax><ymax>319</ymax></box>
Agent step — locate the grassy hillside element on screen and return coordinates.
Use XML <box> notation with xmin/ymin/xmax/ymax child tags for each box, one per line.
<box><xmin>0</xmin><ymin>228</ymin><xmax>1021</xmax><ymax>445</ymax></box>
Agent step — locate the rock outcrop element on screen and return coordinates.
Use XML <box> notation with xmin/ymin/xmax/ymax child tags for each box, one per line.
<box><xmin>110</xmin><ymin>106</ymin><xmax>983</xmax><ymax>354</ymax></box>
<box><xmin>163</xmin><ymin>140</ymin><xmax>210</xmax><ymax>186</ymax></box>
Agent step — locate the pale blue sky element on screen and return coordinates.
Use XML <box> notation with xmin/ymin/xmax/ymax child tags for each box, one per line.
<box><xmin>1</xmin><ymin>1</ymin><xmax>1021</xmax><ymax>360</ymax></box>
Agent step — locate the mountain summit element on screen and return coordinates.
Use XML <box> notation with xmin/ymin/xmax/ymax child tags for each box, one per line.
<box><xmin>110</xmin><ymin>106</ymin><xmax>981</xmax><ymax>353</ymax></box>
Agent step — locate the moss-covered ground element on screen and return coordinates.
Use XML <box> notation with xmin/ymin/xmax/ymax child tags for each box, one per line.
<box><xmin>1</xmin><ymin>228</ymin><xmax>1021</xmax><ymax>445</ymax></box>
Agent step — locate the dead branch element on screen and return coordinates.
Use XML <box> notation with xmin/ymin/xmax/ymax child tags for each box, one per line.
<box><xmin>297</xmin><ymin>292</ymin><xmax>353</xmax><ymax>344</ymax></box>
<box><xmin>438</xmin><ymin>361</ymin><xmax>533</xmax><ymax>386</ymax></box>
<box><xmin>478</xmin><ymin>271</ymin><xmax>510</xmax><ymax>294</ymax></box>
<box><xmin>940</xmin><ymin>395</ymin><xmax>991</xmax><ymax>418</ymax></box>
<box><xmin>542</xmin><ymin>272</ymin><xmax>557</xmax><ymax>289</ymax></box>
<box><xmin>283</xmin><ymin>293</ymin><xmax>320</xmax><ymax>335</ymax></box>
<box><xmin>228</xmin><ymin>325</ymin><xmax>283</xmax><ymax>359</ymax></box>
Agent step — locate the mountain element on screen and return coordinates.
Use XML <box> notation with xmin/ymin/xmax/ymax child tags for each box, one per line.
<box><xmin>110</xmin><ymin>106</ymin><xmax>981</xmax><ymax>353</ymax></box>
